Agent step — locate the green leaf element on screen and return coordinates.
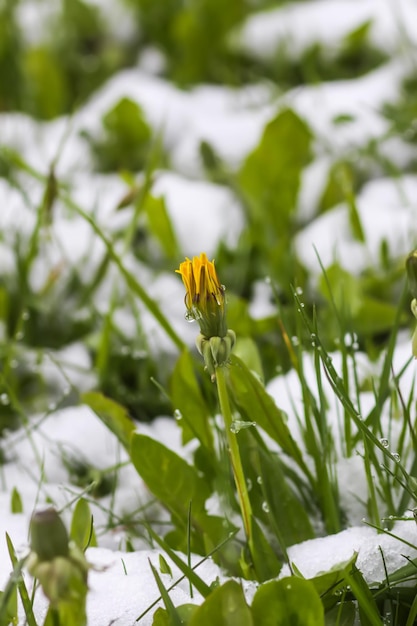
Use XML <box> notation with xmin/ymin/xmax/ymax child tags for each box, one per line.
<box><xmin>145</xmin><ymin>525</ymin><xmax>212</xmax><ymax>599</ymax></box>
<box><xmin>251</xmin><ymin>577</ymin><xmax>324</xmax><ymax>626</ymax></box>
<box><xmin>344</xmin><ymin>565</ymin><xmax>381</xmax><ymax>626</ymax></box>
<box><xmin>159</xmin><ymin>554</ymin><xmax>173</xmax><ymax>577</ymax></box>
<box><xmin>318</xmin><ymin>264</ymin><xmax>403</xmax><ymax>335</ymax></box>
<box><xmin>0</xmin><ymin>587</ymin><xmax>17</xmax><ymax>626</ymax></box>
<box><xmin>10</xmin><ymin>488</ymin><xmax>23</xmax><ymax>514</ymax></box>
<box><xmin>23</xmin><ymin>47</ymin><xmax>68</xmax><ymax>119</ymax></box>
<box><xmin>310</xmin><ymin>554</ymin><xmax>358</xmax><ymax>612</ymax></box>
<box><xmin>62</xmin><ymin>193</ymin><xmax>185</xmax><ymax>351</ymax></box>
<box><xmin>153</xmin><ymin>605</ymin><xmax>197</xmax><ymax>626</ymax></box>
<box><xmin>239</xmin><ymin>109</ymin><xmax>312</xmax><ymax>226</ymax></box>
<box><xmin>249</xmin><ymin>517</ymin><xmax>282</xmax><ymax>582</ymax></box>
<box><xmin>95</xmin><ymin>97</ymin><xmax>152</xmax><ymax>171</ymax></box>
<box><xmin>232</xmin><ymin>337</ymin><xmax>264</xmax><ymax>382</ymax></box>
<box><xmin>149</xmin><ymin>560</ymin><xmax>182</xmax><ymax>626</ymax></box>
<box><xmin>70</xmin><ymin>498</ymin><xmax>97</xmax><ymax>551</ymax></box>
<box><xmin>144</xmin><ymin>194</ymin><xmax>179</xmax><ymax>259</ymax></box>
<box><xmin>188</xmin><ymin>580</ymin><xmax>253</xmax><ymax>626</ymax></box>
<box><xmin>325</xmin><ymin>602</ymin><xmax>356</xmax><ymax>626</ymax></box>
<box><xmin>81</xmin><ymin>391</ymin><xmax>135</xmax><ymax>451</ymax></box>
<box><xmin>254</xmin><ymin>447</ymin><xmax>314</xmax><ymax>546</ymax></box>
<box><xmin>130</xmin><ymin>433</ymin><xmax>210</xmax><ymax>523</ymax></box>
<box><xmin>228</xmin><ymin>356</ymin><xmax>309</xmax><ymax>476</ymax></box>
<box><xmin>5</xmin><ymin>534</ymin><xmax>37</xmax><ymax>626</ymax></box>
<box><xmin>170</xmin><ymin>350</ymin><xmax>213</xmax><ymax>449</ymax></box>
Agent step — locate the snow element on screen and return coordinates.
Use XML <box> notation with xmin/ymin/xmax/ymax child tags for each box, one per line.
<box><xmin>2</xmin><ymin>0</ymin><xmax>417</xmax><ymax>623</ymax></box>
<box><xmin>296</xmin><ymin>175</ymin><xmax>417</xmax><ymax>279</ymax></box>
<box><xmin>280</xmin><ymin>521</ymin><xmax>417</xmax><ymax>584</ymax></box>
<box><xmin>236</xmin><ymin>0</ymin><xmax>417</xmax><ymax>61</ymax></box>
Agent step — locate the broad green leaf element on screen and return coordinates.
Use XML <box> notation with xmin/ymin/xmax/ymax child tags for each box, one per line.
<box><xmin>233</xmin><ymin>337</ymin><xmax>264</xmax><ymax>382</ymax></box>
<box><xmin>251</xmin><ymin>577</ymin><xmax>324</xmax><ymax>626</ymax></box>
<box><xmin>310</xmin><ymin>554</ymin><xmax>358</xmax><ymax>612</ymax></box>
<box><xmin>144</xmin><ymin>194</ymin><xmax>179</xmax><ymax>259</ymax></box>
<box><xmin>130</xmin><ymin>434</ymin><xmax>209</xmax><ymax>523</ymax></box>
<box><xmin>94</xmin><ymin>97</ymin><xmax>152</xmax><ymax>171</ymax></box>
<box><xmin>82</xmin><ymin>391</ymin><xmax>135</xmax><ymax>451</ymax></box>
<box><xmin>253</xmin><ymin>447</ymin><xmax>314</xmax><ymax>546</ymax></box>
<box><xmin>70</xmin><ymin>498</ymin><xmax>97</xmax><ymax>551</ymax></box>
<box><xmin>249</xmin><ymin>517</ymin><xmax>282</xmax><ymax>582</ymax></box>
<box><xmin>23</xmin><ymin>47</ymin><xmax>68</xmax><ymax>119</ymax></box>
<box><xmin>188</xmin><ymin>580</ymin><xmax>253</xmax><ymax>626</ymax></box>
<box><xmin>153</xmin><ymin>605</ymin><xmax>197</xmax><ymax>626</ymax></box>
<box><xmin>170</xmin><ymin>350</ymin><xmax>213</xmax><ymax>449</ymax></box>
<box><xmin>239</xmin><ymin>109</ymin><xmax>312</xmax><ymax>226</ymax></box>
<box><xmin>228</xmin><ymin>356</ymin><xmax>308</xmax><ymax>475</ymax></box>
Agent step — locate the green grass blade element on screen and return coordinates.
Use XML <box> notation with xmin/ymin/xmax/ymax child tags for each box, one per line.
<box><xmin>6</xmin><ymin>534</ymin><xmax>38</xmax><ymax>626</ymax></box>
<box><xmin>61</xmin><ymin>193</ymin><xmax>185</xmax><ymax>351</ymax></box>
<box><xmin>148</xmin><ymin>559</ymin><xmax>183</xmax><ymax>626</ymax></box>
<box><xmin>144</xmin><ymin>524</ymin><xmax>212</xmax><ymax>598</ymax></box>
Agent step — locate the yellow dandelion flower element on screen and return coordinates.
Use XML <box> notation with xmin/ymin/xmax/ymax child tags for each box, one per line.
<box><xmin>176</xmin><ymin>253</ymin><xmax>227</xmax><ymax>339</ymax></box>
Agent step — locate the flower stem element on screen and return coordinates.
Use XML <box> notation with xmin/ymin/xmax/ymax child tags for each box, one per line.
<box><xmin>215</xmin><ymin>365</ymin><xmax>253</xmax><ymax>546</ymax></box>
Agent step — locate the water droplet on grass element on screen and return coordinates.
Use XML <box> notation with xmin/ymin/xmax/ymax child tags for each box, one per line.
<box><xmin>380</xmin><ymin>438</ymin><xmax>389</xmax><ymax>448</ymax></box>
<box><xmin>174</xmin><ymin>409</ymin><xmax>182</xmax><ymax>421</ymax></box>
<box><xmin>230</xmin><ymin>420</ymin><xmax>256</xmax><ymax>434</ymax></box>
<box><xmin>256</xmin><ymin>476</ymin><xmax>263</xmax><ymax>485</ymax></box>
<box><xmin>392</xmin><ymin>453</ymin><xmax>401</xmax><ymax>462</ymax></box>
<box><xmin>262</xmin><ymin>501</ymin><xmax>270</xmax><ymax>513</ymax></box>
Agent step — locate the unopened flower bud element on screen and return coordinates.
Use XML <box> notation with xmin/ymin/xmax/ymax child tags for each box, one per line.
<box><xmin>407</xmin><ymin>251</ymin><xmax>417</xmax><ymax>299</ymax></box>
<box><xmin>27</xmin><ymin>507</ymin><xmax>89</xmax><ymax>607</ymax></box>
<box><xmin>30</xmin><ymin>507</ymin><xmax>69</xmax><ymax>561</ymax></box>
<box><xmin>196</xmin><ymin>330</ymin><xmax>236</xmax><ymax>381</ymax></box>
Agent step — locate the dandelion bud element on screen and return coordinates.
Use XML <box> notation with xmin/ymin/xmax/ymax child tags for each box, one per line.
<box><xmin>196</xmin><ymin>331</ymin><xmax>236</xmax><ymax>381</ymax></box>
<box><xmin>27</xmin><ymin>507</ymin><xmax>89</xmax><ymax>607</ymax></box>
<box><xmin>407</xmin><ymin>251</ymin><xmax>417</xmax><ymax>298</ymax></box>
<box><xmin>29</xmin><ymin>507</ymin><xmax>69</xmax><ymax>561</ymax></box>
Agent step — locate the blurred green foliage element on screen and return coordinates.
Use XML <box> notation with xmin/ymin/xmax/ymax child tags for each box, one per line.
<box><xmin>0</xmin><ymin>0</ymin><xmax>137</xmax><ymax>119</ymax></box>
<box><xmin>85</xmin><ymin>98</ymin><xmax>154</xmax><ymax>172</ymax></box>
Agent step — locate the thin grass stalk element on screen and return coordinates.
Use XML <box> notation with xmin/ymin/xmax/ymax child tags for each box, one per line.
<box><xmin>215</xmin><ymin>365</ymin><xmax>253</xmax><ymax>548</ymax></box>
